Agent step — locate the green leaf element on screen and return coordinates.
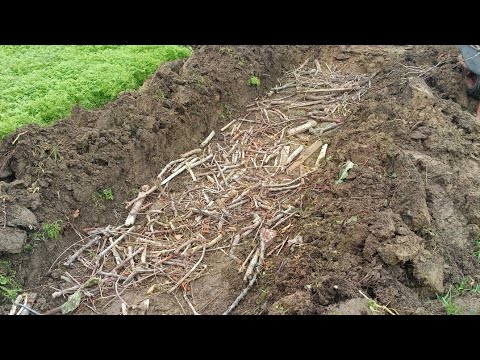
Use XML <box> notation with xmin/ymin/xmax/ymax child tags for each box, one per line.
<box><xmin>335</xmin><ymin>161</ymin><xmax>355</xmax><ymax>184</ymax></box>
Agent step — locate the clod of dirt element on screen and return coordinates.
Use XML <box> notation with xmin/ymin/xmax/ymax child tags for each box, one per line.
<box><xmin>0</xmin><ymin>167</ymin><xmax>13</xmax><ymax>180</ymax></box>
<box><xmin>388</xmin><ymin>151</ymin><xmax>432</xmax><ymax>232</ymax></box>
<box><xmin>369</xmin><ymin>209</ymin><xmax>396</xmax><ymax>240</ymax></box>
<box><xmin>412</xmin><ymin>251</ymin><xmax>444</xmax><ymax>295</ymax></box>
<box><xmin>6</xmin><ymin>204</ymin><xmax>38</xmax><ymax>230</ymax></box>
<box><xmin>0</xmin><ymin>228</ymin><xmax>27</xmax><ymax>254</ymax></box>
<box><xmin>464</xmin><ymin>192</ymin><xmax>480</xmax><ymax>227</ymax></box>
<box><xmin>268</xmin><ymin>291</ymin><xmax>316</xmax><ymax>315</ymax></box>
<box><xmin>325</xmin><ymin>298</ymin><xmax>371</xmax><ymax>315</ymax></box>
<box><xmin>453</xmin><ymin>294</ymin><xmax>480</xmax><ymax>315</ymax></box>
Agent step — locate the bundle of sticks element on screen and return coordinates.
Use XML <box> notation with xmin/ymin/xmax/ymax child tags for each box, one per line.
<box><xmin>45</xmin><ymin>60</ymin><xmax>373</xmax><ymax>315</ymax></box>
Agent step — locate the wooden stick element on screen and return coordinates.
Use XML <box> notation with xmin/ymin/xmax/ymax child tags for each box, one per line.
<box><xmin>183</xmin><ymin>291</ymin><xmax>200</xmax><ymax>315</ymax></box>
<box><xmin>162</xmin><ymin>154</ymin><xmax>214</xmax><ymax>186</ymax></box>
<box><xmin>18</xmin><ymin>293</ymin><xmax>37</xmax><ymax>315</ymax></box>
<box><xmin>161</xmin><ymin>165</ymin><xmax>188</xmax><ymax>186</ymax></box>
<box><xmin>230</xmin><ymin>234</ymin><xmax>241</xmax><ymax>255</ymax></box>
<box><xmin>125</xmin><ymin>186</ymin><xmax>157</xmax><ymax>209</ymax></box>
<box><xmin>9</xmin><ymin>295</ymin><xmax>23</xmax><ymax>315</ymax></box>
<box><xmin>287</xmin><ymin>120</ymin><xmax>317</xmax><ymax>136</ymax></box>
<box><xmin>109</xmin><ymin>238</ymin><xmax>123</xmax><ymax>265</ymax></box>
<box><xmin>125</xmin><ymin>185</ymin><xmax>149</xmax><ymax>225</ymax></box>
<box><xmin>226</xmin><ymin>199</ymin><xmax>249</xmax><ymax>209</ymax></box>
<box><xmin>168</xmin><ymin>245</ymin><xmax>206</xmax><ymax>293</ymax></box>
<box><xmin>268</xmin><ymin>183</ymin><xmax>302</xmax><ymax>192</ymax></box>
<box><xmin>287</xmin><ymin>139</ymin><xmax>323</xmax><ymax>173</ymax></box>
<box><xmin>180</xmin><ymin>148</ymin><xmax>201</xmax><ymax>158</ymax></box>
<box><xmin>157</xmin><ymin>158</ymin><xmax>186</xmax><ymax>179</ymax></box>
<box><xmin>185</xmin><ymin>162</ymin><xmax>197</xmax><ymax>182</ymax></box>
<box><xmin>200</xmin><ymin>131</ymin><xmax>215</xmax><ymax>148</ymax></box>
<box><xmin>224</xmin><ymin>236</ymin><xmax>265</xmax><ymax>315</ymax></box>
<box><xmin>221</xmin><ymin>119</ymin><xmax>237</xmax><ymax>132</ymax></box>
<box><xmin>111</xmin><ymin>247</ymin><xmax>144</xmax><ymax>272</ymax></box>
<box><xmin>174</xmin><ymin>238</ymin><xmax>197</xmax><ymax>254</ymax></box>
<box><xmin>279</xmin><ymin>146</ymin><xmax>290</xmax><ymax>166</ymax></box>
<box><xmin>97</xmin><ymin>227</ymin><xmax>135</xmax><ymax>259</ymax></box>
<box><xmin>285</xmin><ymin>145</ymin><xmax>304</xmax><ymax>166</ymax></box>
<box><xmin>315</xmin><ymin>143</ymin><xmax>328</xmax><ymax>167</ymax></box>
<box><xmin>243</xmin><ymin>248</ymin><xmax>259</xmax><ymax>282</ymax></box>
<box><xmin>64</xmin><ymin>235</ymin><xmax>101</xmax><ymax>267</ymax></box>
<box><xmin>300</xmin><ymin>87</ymin><xmax>354</xmax><ymax>93</ymax></box>
<box><xmin>190</xmin><ymin>234</ymin><xmax>223</xmax><ymax>255</ymax></box>
<box><xmin>191</xmin><ymin>208</ymin><xmax>220</xmax><ymax>219</ymax></box>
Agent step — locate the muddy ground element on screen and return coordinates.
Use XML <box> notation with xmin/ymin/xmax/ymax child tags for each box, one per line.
<box><xmin>1</xmin><ymin>45</ymin><xmax>480</xmax><ymax>315</ymax></box>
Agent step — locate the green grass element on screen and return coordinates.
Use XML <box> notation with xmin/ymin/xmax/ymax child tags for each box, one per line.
<box><xmin>0</xmin><ymin>45</ymin><xmax>192</xmax><ymax>138</ymax></box>
<box><xmin>92</xmin><ymin>188</ymin><xmax>114</xmax><ymax>209</ymax></box>
<box><xmin>33</xmin><ymin>220</ymin><xmax>63</xmax><ymax>241</ymax></box>
<box><xmin>474</xmin><ymin>237</ymin><xmax>480</xmax><ymax>262</ymax></box>
<box><xmin>0</xmin><ymin>260</ymin><xmax>21</xmax><ymax>301</ymax></box>
<box><xmin>437</xmin><ymin>287</ymin><xmax>462</xmax><ymax>315</ymax></box>
<box><xmin>248</xmin><ymin>75</ymin><xmax>261</xmax><ymax>87</ymax></box>
<box><xmin>437</xmin><ymin>277</ymin><xmax>480</xmax><ymax>315</ymax></box>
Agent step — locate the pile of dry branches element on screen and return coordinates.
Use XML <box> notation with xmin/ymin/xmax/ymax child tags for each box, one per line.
<box><xmin>22</xmin><ymin>60</ymin><xmax>374</xmax><ymax>315</ymax></box>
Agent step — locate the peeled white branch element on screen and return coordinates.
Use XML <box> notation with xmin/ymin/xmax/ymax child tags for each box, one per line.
<box><xmin>200</xmin><ymin>131</ymin><xmax>215</xmax><ymax>148</ymax></box>
<box><xmin>287</xmin><ymin>120</ymin><xmax>317</xmax><ymax>136</ymax></box>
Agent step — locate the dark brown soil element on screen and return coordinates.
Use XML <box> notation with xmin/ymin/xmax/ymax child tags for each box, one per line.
<box><xmin>2</xmin><ymin>45</ymin><xmax>480</xmax><ymax>315</ymax></box>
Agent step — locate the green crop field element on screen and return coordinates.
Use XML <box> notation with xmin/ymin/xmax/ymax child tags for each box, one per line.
<box><xmin>0</xmin><ymin>45</ymin><xmax>192</xmax><ymax>138</ymax></box>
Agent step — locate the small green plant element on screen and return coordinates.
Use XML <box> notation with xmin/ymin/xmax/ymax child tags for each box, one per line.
<box><xmin>156</xmin><ymin>90</ymin><xmax>166</xmax><ymax>100</ymax></box>
<box><xmin>195</xmin><ymin>76</ymin><xmax>206</xmax><ymax>86</ymax></box>
<box><xmin>23</xmin><ymin>243</ymin><xmax>34</xmax><ymax>254</ymax></box>
<box><xmin>101</xmin><ymin>188</ymin><xmax>114</xmax><ymax>201</ymax></box>
<box><xmin>43</xmin><ymin>221</ymin><xmax>62</xmax><ymax>240</ymax></box>
<box><xmin>0</xmin><ymin>260</ymin><xmax>21</xmax><ymax>301</ymax></box>
<box><xmin>219</xmin><ymin>46</ymin><xmax>234</xmax><ymax>56</ymax></box>
<box><xmin>470</xmin><ymin>283</ymin><xmax>480</xmax><ymax>295</ymax></box>
<box><xmin>474</xmin><ymin>237</ymin><xmax>480</xmax><ymax>263</ymax></box>
<box><xmin>129</xmin><ymin>187</ymin><xmax>140</xmax><ymax>197</ymax></box>
<box><xmin>46</xmin><ymin>144</ymin><xmax>62</xmax><ymax>162</ymax></box>
<box><xmin>220</xmin><ymin>103</ymin><xmax>232</xmax><ymax>119</ymax></box>
<box><xmin>456</xmin><ymin>276</ymin><xmax>472</xmax><ymax>296</ymax></box>
<box><xmin>248</xmin><ymin>75</ymin><xmax>261</xmax><ymax>87</ymax></box>
<box><xmin>259</xmin><ymin>289</ymin><xmax>269</xmax><ymax>302</ymax></box>
<box><xmin>92</xmin><ymin>189</ymin><xmax>114</xmax><ymax>209</ymax></box>
<box><xmin>34</xmin><ymin>220</ymin><xmax>62</xmax><ymax>241</ymax></box>
<box><xmin>437</xmin><ymin>287</ymin><xmax>462</xmax><ymax>315</ymax></box>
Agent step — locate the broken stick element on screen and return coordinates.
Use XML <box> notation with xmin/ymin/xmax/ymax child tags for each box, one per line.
<box><xmin>287</xmin><ymin>120</ymin><xmax>317</xmax><ymax>136</ymax></box>
<box><xmin>287</xmin><ymin>139</ymin><xmax>323</xmax><ymax>173</ymax></box>
<box><xmin>125</xmin><ymin>185</ymin><xmax>150</xmax><ymax>226</ymax></box>
<box><xmin>200</xmin><ymin>131</ymin><xmax>215</xmax><ymax>148</ymax></box>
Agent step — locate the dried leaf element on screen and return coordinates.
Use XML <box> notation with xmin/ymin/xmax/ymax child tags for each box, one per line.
<box><xmin>346</xmin><ymin>215</ymin><xmax>358</xmax><ymax>225</ymax></box>
<box><xmin>281</xmin><ymin>223</ymin><xmax>292</xmax><ymax>233</ymax></box>
<box><xmin>260</xmin><ymin>228</ymin><xmax>278</xmax><ymax>248</ymax></box>
<box><xmin>59</xmin><ymin>290</ymin><xmax>83</xmax><ymax>314</ymax></box>
<box><xmin>147</xmin><ymin>284</ymin><xmax>158</xmax><ymax>295</ymax></box>
<box><xmin>288</xmin><ymin>234</ymin><xmax>303</xmax><ymax>245</ymax></box>
<box><xmin>72</xmin><ymin>209</ymin><xmax>80</xmax><ymax>218</ymax></box>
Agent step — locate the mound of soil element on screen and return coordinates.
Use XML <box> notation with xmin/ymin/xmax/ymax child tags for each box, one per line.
<box><xmin>2</xmin><ymin>45</ymin><xmax>480</xmax><ymax>315</ymax></box>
